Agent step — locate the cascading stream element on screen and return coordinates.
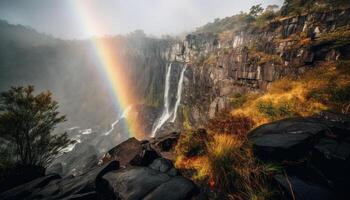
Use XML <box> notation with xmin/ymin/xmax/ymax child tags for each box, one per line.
<box><xmin>170</xmin><ymin>65</ymin><xmax>187</xmax><ymax>122</ymax></box>
<box><xmin>151</xmin><ymin>63</ymin><xmax>173</xmax><ymax>137</ymax></box>
<box><xmin>104</xmin><ymin>105</ymin><xmax>132</xmax><ymax>136</ymax></box>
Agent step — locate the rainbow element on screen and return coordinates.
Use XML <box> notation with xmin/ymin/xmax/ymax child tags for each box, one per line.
<box><xmin>70</xmin><ymin>1</ymin><xmax>143</xmax><ymax>139</ymax></box>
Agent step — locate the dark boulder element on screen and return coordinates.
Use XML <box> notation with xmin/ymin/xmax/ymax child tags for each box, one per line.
<box><xmin>129</xmin><ymin>142</ymin><xmax>160</xmax><ymax>167</ymax></box>
<box><xmin>0</xmin><ymin>164</ymin><xmax>45</xmax><ymax>193</ymax></box>
<box><xmin>143</xmin><ymin>176</ymin><xmax>197</xmax><ymax>200</ymax></box>
<box><xmin>249</xmin><ymin>113</ymin><xmax>350</xmax><ymax>199</ymax></box>
<box><xmin>47</xmin><ymin>143</ymin><xmax>99</xmax><ymax>177</ymax></box>
<box><xmin>100</xmin><ymin>137</ymin><xmax>160</xmax><ymax>167</ymax></box>
<box><xmin>274</xmin><ymin>174</ymin><xmax>334</xmax><ymax>200</ymax></box>
<box><xmin>0</xmin><ymin>173</ymin><xmax>61</xmax><ymax>200</ymax></box>
<box><xmin>149</xmin><ymin>158</ymin><xmax>178</xmax><ymax>176</ymax></box>
<box><xmin>99</xmin><ymin>137</ymin><xmax>143</xmax><ymax>166</ymax></box>
<box><xmin>0</xmin><ymin>161</ymin><xmax>119</xmax><ymax>200</ymax></box>
<box><xmin>103</xmin><ymin>167</ymin><xmax>171</xmax><ymax>200</ymax></box>
<box><xmin>102</xmin><ymin>165</ymin><xmax>197</xmax><ymax>200</ymax></box>
<box><xmin>249</xmin><ymin>116</ymin><xmax>348</xmax><ymax>161</ymax></box>
<box><xmin>311</xmin><ymin>137</ymin><xmax>350</xmax><ymax>194</ymax></box>
<box><xmin>153</xmin><ymin>132</ymin><xmax>180</xmax><ymax>152</ymax></box>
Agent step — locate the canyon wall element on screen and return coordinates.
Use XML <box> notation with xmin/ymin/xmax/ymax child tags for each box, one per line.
<box><xmin>157</xmin><ymin>8</ymin><xmax>350</xmax><ymax>133</ymax></box>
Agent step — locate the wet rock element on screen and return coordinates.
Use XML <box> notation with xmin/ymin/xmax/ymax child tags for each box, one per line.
<box><xmin>153</xmin><ymin>132</ymin><xmax>180</xmax><ymax>152</ymax></box>
<box><xmin>0</xmin><ymin>174</ymin><xmax>61</xmax><ymax>200</ymax></box>
<box><xmin>0</xmin><ymin>161</ymin><xmax>119</xmax><ymax>200</ymax></box>
<box><xmin>0</xmin><ymin>165</ymin><xmax>45</xmax><ymax>193</ymax></box>
<box><xmin>129</xmin><ymin>147</ymin><xmax>160</xmax><ymax>167</ymax></box>
<box><xmin>274</xmin><ymin>174</ymin><xmax>334</xmax><ymax>200</ymax></box>
<box><xmin>149</xmin><ymin>158</ymin><xmax>178</xmax><ymax>176</ymax></box>
<box><xmin>143</xmin><ymin>176</ymin><xmax>197</xmax><ymax>200</ymax></box>
<box><xmin>103</xmin><ymin>167</ymin><xmax>171</xmax><ymax>200</ymax></box>
<box><xmin>99</xmin><ymin>137</ymin><xmax>143</xmax><ymax>166</ymax></box>
<box><xmin>103</xmin><ymin>166</ymin><xmax>196</xmax><ymax>200</ymax></box>
<box><xmin>249</xmin><ymin>117</ymin><xmax>329</xmax><ymax>160</ymax></box>
<box><xmin>48</xmin><ymin>143</ymin><xmax>99</xmax><ymax>177</ymax></box>
<box><xmin>100</xmin><ymin>137</ymin><xmax>160</xmax><ymax>167</ymax></box>
<box><xmin>311</xmin><ymin>138</ymin><xmax>350</xmax><ymax>192</ymax></box>
<box><xmin>250</xmin><ymin>113</ymin><xmax>350</xmax><ymax>199</ymax></box>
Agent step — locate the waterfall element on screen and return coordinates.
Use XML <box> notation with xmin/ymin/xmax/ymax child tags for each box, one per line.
<box><xmin>151</xmin><ymin>63</ymin><xmax>173</xmax><ymax>137</ymax></box>
<box><xmin>104</xmin><ymin>105</ymin><xmax>132</xmax><ymax>136</ymax></box>
<box><xmin>170</xmin><ymin>65</ymin><xmax>187</xmax><ymax>122</ymax></box>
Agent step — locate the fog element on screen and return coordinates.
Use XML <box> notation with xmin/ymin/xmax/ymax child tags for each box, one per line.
<box><xmin>0</xmin><ymin>0</ymin><xmax>282</xmax><ymax>39</ymax></box>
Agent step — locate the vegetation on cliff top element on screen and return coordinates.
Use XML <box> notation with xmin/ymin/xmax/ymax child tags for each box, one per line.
<box><xmin>196</xmin><ymin>0</ymin><xmax>350</xmax><ymax>35</ymax></box>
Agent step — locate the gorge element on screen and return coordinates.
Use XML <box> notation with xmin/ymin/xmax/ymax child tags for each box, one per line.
<box><xmin>0</xmin><ymin>1</ymin><xmax>350</xmax><ymax>200</ymax></box>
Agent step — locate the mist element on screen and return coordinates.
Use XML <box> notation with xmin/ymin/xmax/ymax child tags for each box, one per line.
<box><xmin>0</xmin><ymin>0</ymin><xmax>283</xmax><ymax>39</ymax></box>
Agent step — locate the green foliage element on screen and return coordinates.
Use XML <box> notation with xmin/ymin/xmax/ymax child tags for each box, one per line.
<box><xmin>262</xmin><ymin>162</ymin><xmax>283</xmax><ymax>174</ymax></box>
<box><xmin>315</xmin><ymin>26</ymin><xmax>350</xmax><ymax>49</ymax></box>
<box><xmin>175</xmin><ymin>129</ymin><xmax>209</xmax><ymax>157</ymax></box>
<box><xmin>249</xmin><ymin>4</ymin><xmax>264</xmax><ymax>17</ymax></box>
<box><xmin>281</xmin><ymin>0</ymin><xmax>350</xmax><ymax>16</ymax></box>
<box><xmin>257</xmin><ymin>100</ymin><xmax>295</xmax><ymax>120</ymax></box>
<box><xmin>230</xmin><ymin>93</ymin><xmax>248</xmax><ymax>108</ymax></box>
<box><xmin>0</xmin><ymin>86</ymin><xmax>73</xmax><ymax>167</ymax></box>
<box><xmin>182</xmin><ymin>106</ymin><xmax>192</xmax><ymax>130</ymax></box>
<box><xmin>195</xmin><ymin>12</ymin><xmax>254</xmax><ymax>34</ymax></box>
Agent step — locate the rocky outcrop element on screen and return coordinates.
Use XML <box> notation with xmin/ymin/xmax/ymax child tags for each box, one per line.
<box><xmin>161</xmin><ymin>8</ymin><xmax>350</xmax><ymax>128</ymax></box>
<box><xmin>0</xmin><ymin>137</ymin><xmax>197</xmax><ymax>200</ymax></box>
<box><xmin>103</xmin><ymin>158</ymin><xmax>196</xmax><ymax>200</ymax></box>
<box><xmin>249</xmin><ymin>112</ymin><xmax>350</xmax><ymax>199</ymax></box>
<box><xmin>99</xmin><ymin>138</ymin><xmax>160</xmax><ymax>167</ymax></box>
<box><xmin>0</xmin><ymin>161</ymin><xmax>119</xmax><ymax>200</ymax></box>
<box><xmin>47</xmin><ymin>143</ymin><xmax>99</xmax><ymax>177</ymax></box>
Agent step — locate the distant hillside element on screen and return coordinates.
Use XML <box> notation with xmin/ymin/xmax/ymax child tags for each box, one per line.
<box><xmin>0</xmin><ymin>20</ymin><xmax>173</xmax><ymax>130</ymax></box>
<box><xmin>0</xmin><ymin>20</ymin><xmax>59</xmax><ymax>47</ymax></box>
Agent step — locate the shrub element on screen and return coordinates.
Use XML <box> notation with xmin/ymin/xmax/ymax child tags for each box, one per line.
<box><xmin>257</xmin><ymin>99</ymin><xmax>296</xmax><ymax>120</ymax></box>
<box><xmin>0</xmin><ymin>86</ymin><xmax>73</xmax><ymax>167</ymax></box>
<box><xmin>206</xmin><ymin>113</ymin><xmax>255</xmax><ymax>137</ymax></box>
<box><xmin>175</xmin><ymin>129</ymin><xmax>209</xmax><ymax>158</ymax></box>
<box><xmin>207</xmin><ymin>134</ymin><xmax>278</xmax><ymax>199</ymax></box>
<box><xmin>175</xmin><ymin>128</ymin><xmax>279</xmax><ymax>199</ymax></box>
<box><xmin>230</xmin><ymin>93</ymin><xmax>248</xmax><ymax>108</ymax></box>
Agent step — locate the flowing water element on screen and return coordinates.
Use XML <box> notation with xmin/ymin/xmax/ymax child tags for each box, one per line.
<box><xmin>151</xmin><ymin>63</ymin><xmax>173</xmax><ymax>137</ymax></box>
<box><xmin>104</xmin><ymin>105</ymin><xmax>132</xmax><ymax>136</ymax></box>
<box><xmin>170</xmin><ymin>65</ymin><xmax>187</xmax><ymax>122</ymax></box>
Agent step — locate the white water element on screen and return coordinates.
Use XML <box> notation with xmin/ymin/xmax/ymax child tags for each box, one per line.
<box><xmin>170</xmin><ymin>65</ymin><xmax>187</xmax><ymax>122</ymax></box>
<box><xmin>151</xmin><ymin>63</ymin><xmax>173</xmax><ymax>137</ymax></box>
<box><xmin>104</xmin><ymin>105</ymin><xmax>132</xmax><ymax>136</ymax></box>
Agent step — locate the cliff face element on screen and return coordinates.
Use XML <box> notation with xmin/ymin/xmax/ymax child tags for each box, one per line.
<box><xmin>160</xmin><ymin>8</ymin><xmax>350</xmax><ymax>130</ymax></box>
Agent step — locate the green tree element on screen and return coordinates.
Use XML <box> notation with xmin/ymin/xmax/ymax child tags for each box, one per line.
<box><xmin>249</xmin><ymin>4</ymin><xmax>264</xmax><ymax>17</ymax></box>
<box><xmin>0</xmin><ymin>86</ymin><xmax>73</xmax><ymax>167</ymax></box>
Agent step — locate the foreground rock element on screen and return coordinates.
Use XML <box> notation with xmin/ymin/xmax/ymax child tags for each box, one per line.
<box><xmin>99</xmin><ymin>137</ymin><xmax>160</xmax><ymax>167</ymax></box>
<box><xmin>103</xmin><ymin>159</ymin><xmax>196</xmax><ymax>200</ymax></box>
<box><xmin>249</xmin><ymin>112</ymin><xmax>350</xmax><ymax>200</ymax></box>
<box><xmin>0</xmin><ymin>161</ymin><xmax>119</xmax><ymax>200</ymax></box>
<box><xmin>47</xmin><ymin>143</ymin><xmax>99</xmax><ymax>177</ymax></box>
<box><xmin>1</xmin><ymin>137</ymin><xmax>197</xmax><ymax>200</ymax></box>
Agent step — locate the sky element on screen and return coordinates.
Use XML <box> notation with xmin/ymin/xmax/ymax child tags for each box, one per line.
<box><xmin>0</xmin><ymin>0</ymin><xmax>283</xmax><ymax>39</ymax></box>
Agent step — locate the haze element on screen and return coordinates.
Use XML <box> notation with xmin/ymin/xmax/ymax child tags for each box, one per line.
<box><xmin>0</xmin><ymin>0</ymin><xmax>283</xmax><ymax>39</ymax></box>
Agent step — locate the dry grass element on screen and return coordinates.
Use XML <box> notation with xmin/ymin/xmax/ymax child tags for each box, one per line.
<box><xmin>175</xmin><ymin>133</ymin><xmax>278</xmax><ymax>199</ymax></box>
<box><xmin>232</xmin><ymin>61</ymin><xmax>350</xmax><ymax>125</ymax></box>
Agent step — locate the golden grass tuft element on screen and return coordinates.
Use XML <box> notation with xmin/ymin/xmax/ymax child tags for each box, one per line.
<box><xmin>175</xmin><ymin>133</ymin><xmax>278</xmax><ymax>199</ymax></box>
<box><xmin>232</xmin><ymin>61</ymin><xmax>350</xmax><ymax>125</ymax></box>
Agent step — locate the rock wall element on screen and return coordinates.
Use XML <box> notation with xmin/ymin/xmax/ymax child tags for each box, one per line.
<box><xmin>162</xmin><ymin>8</ymin><xmax>350</xmax><ymax>129</ymax></box>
